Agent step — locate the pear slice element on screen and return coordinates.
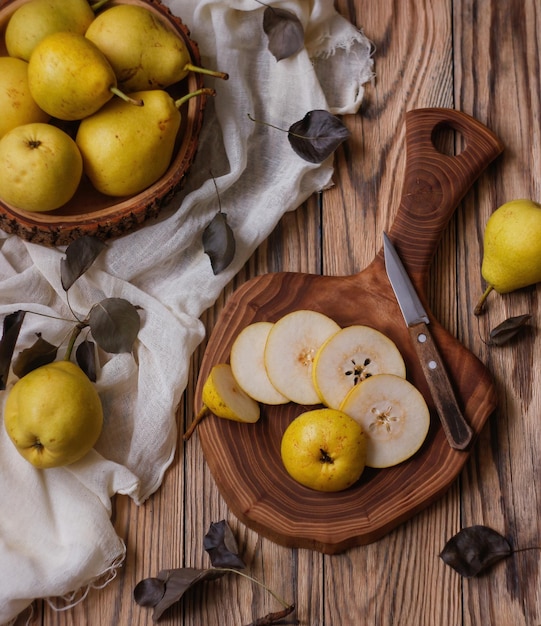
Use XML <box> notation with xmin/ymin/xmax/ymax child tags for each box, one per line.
<box><xmin>312</xmin><ymin>325</ymin><xmax>406</xmax><ymax>409</ymax></box>
<box><xmin>340</xmin><ymin>374</ymin><xmax>430</xmax><ymax>468</ymax></box>
<box><xmin>264</xmin><ymin>310</ymin><xmax>341</xmax><ymax>405</ymax></box>
<box><xmin>184</xmin><ymin>363</ymin><xmax>260</xmax><ymax>440</ymax></box>
<box><xmin>202</xmin><ymin>363</ymin><xmax>260</xmax><ymax>423</ymax></box>
<box><xmin>230</xmin><ymin>322</ymin><xmax>289</xmax><ymax>405</ymax></box>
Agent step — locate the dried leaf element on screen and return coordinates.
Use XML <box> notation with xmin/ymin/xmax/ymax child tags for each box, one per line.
<box><xmin>61</xmin><ymin>235</ymin><xmax>106</xmax><ymax>291</ymax></box>
<box><xmin>76</xmin><ymin>339</ymin><xmax>97</xmax><ymax>381</ymax></box>
<box><xmin>288</xmin><ymin>110</ymin><xmax>350</xmax><ymax>163</ymax></box>
<box><xmin>133</xmin><ymin>577</ymin><xmax>166</xmax><ymax>608</ymax></box>
<box><xmin>88</xmin><ymin>297</ymin><xmax>141</xmax><ymax>354</ymax></box>
<box><xmin>204</xmin><ymin>520</ymin><xmax>246</xmax><ymax>570</ymax></box>
<box><xmin>0</xmin><ymin>310</ymin><xmax>26</xmax><ymax>389</ymax></box>
<box><xmin>263</xmin><ymin>6</ymin><xmax>304</xmax><ymax>61</ymax></box>
<box><xmin>203</xmin><ymin>212</ymin><xmax>236</xmax><ymax>274</ymax></box>
<box><xmin>489</xmin><ymin>314</ymin><xmax>532</xmax><ymax>346</ymax></box>
<box><xmin>244</xmin><ymin>604</ymin><xmax>296</xmax><ymax>626</ymax></box>
<box><xmin>12</xmin><ymin>333</ymin><xmax>57</xmax><ymax>379</ymax></box>
<box><xmin>134</xmin><ymin>568</ymin><xmax>226</xmax><ymax>621</ymax></box>
<box><xmin>440</xmin><ymin>525</ymin><xmax>512</xmax><ymax>577</ymax></box>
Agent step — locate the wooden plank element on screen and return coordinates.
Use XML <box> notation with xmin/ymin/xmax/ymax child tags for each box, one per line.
<box><xmin>29</xmin><ymin>0</ymin><xmax>541</xmax><ymax>624</ymax></box>
<box><xmin>455</xmin><ymin>0</ymin><xmax>541</xmax><ymax>625</ymax></box>
<box><xmin>322</xmin><ymin>1</ymin><xmax>463</xmax><ymax>624</ymax></box>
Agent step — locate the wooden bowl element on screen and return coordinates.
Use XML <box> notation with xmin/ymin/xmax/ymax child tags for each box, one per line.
<box><xmin>0</xmin><ymin>0</ymin><xmax>207</xmax><ymax>246</ymax></box>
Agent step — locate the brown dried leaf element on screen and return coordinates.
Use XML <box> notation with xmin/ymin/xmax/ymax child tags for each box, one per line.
<box><xmin>263</xmin><ymin>6</ymin><xmax>304</xmax><ymax>61</ymax></box>
<box><xmin>76</xmin><ymin>339</ymin><xmax>97</xmax><ymax>381</ymax></box>
<box><xmin>61</xmin><ymin>235</ymin><xmax>106</xmax><ymax>291</ymax></box>
<box><xmin>88</xmin><ymin>297</ymin><xmax>141</xmax><ymax>354</ymax></box>
<box><xmin>244</xmin><ymin>604</ymin><xmax>296</xmax><ymax>626</ymax></box>
<box><xmin>489</xmin><ymin>314</ymin><xmax>532</xmax><ymax>346</ymax></box>
<box><xmin>133</xmin><ymin>577</ymin><xmax>165</xmax><ymax>608</ymax></box>
<box><xmin>204</xmin><ymin>520</ymin><xmax>246</xmax><ymax>570</ymax></box>
<box><xmin>134</xmin><ymin>568</ymin><xmax>226</xmax><ymax>621</ymax></box>
<box><xmin>203</xmin><ymin>212</ymin><xmax>236</xmax><ymax>275</ymax></box>
<box><xmin>0</xmin><ymin>310</ymin><xmax>26</xmax><ymax>389</ymax></box>
<box><xmin>12</xmin><ymin>333</ymin><xmax>57</xmax><ymax>378</ymax></box>
<box><xmin>288</xmin><ymin>110</ymin><xmax>350</xmax><ymax>163</ymax></box>
<box><xmin>440</xmin><ymin>525</ymin><xmax>512</xmax><ymax>577</ymax></box>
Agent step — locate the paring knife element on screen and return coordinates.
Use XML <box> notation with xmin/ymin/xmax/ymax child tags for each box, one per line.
<box><xmin>383</xmin><ymin>232</ymin><xmax>473</xmax><ymax>451</ymax></box>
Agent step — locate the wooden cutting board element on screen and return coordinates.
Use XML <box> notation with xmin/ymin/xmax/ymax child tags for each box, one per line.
<box><xmin>192</xmin><ymin>108</ymin><xmax>504</xmax><ymax>555</ymax></box>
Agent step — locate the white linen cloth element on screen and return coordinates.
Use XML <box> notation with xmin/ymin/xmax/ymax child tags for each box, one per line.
<box><xmin>0</xmin><ymin>1</ymin><xmax>373</xmax><ymax>622</ymax></box>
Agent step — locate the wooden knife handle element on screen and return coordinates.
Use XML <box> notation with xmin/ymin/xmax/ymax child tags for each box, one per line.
<box><xmin>408</xmin><ymin>322</ymin><xmax>474</xmax><ymax>450</ymax></box>
<box><xmin>388</xmin><ymin>108</ymin><xmax>504</xmax><ymax>282</ymax></box>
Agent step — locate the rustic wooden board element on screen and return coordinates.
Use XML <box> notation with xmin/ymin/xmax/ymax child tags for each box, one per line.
<box><xmin>24</xmin><ymin>0</ymin><xmax>541</xmax><ymax>624</ymax></box>
<box><xmin>194</xmin><ymin>108</ymin><xmax>504</xmax><ymax>554</ymax></box>
<box><xmin>0</xmin><ymin>0</ymin><xmax>206</xmax><ymax>246</ymax></box>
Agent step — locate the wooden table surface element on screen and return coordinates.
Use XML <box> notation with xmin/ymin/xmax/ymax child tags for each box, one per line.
<box><xmin>23</xmin><ymin>0</ymin><xmax>541</xmax><ymax>624</ymax></box>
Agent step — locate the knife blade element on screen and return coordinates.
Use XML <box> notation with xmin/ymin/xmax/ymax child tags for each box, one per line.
<box><xmin>383</xmin><ymin>232</ymin><xmax>473</xmax><ymax>450</ymax></box>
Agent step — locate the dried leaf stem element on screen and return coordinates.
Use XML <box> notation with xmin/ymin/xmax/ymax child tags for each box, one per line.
<box><xmin>216</xmin><ymin>568</ymin><xmax>291</xmax><ymax>610</ymax></box>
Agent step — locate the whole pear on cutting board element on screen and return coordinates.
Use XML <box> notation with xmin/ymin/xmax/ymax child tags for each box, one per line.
<box><xmin>76</xmin><ymin>87</ymin><xmax>215</xmax><ymax>197</ymax></box>
<box><xmin>475</xmin><ymin>199</ymin><xmax>541</xmax><ymax>313</ymax></box>
<box><xmin>4</xmin><ymin>0</ymin><xmax>98</xmax><ymax>61</ymax></box>
<box><xmin>28</xmin><ymin>31</ymin><xmax>142</xmax><ymax>121</ymax></box>
<box><xmin>85</xmin><ymin>4</ymin><xmax>229</xmax><ymax>92</ymax></box>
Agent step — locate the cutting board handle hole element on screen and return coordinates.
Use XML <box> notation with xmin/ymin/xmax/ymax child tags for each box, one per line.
<box><xmin>431</xmin><ymin>123</ymin><xmax>466</xmax><ymax>157</ymax></box>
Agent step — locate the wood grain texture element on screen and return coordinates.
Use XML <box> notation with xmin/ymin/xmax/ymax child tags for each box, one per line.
<box><xmin>23</xmin><ymin>0</ymin><xmax>541</xmax><ymax>624</ymax></box>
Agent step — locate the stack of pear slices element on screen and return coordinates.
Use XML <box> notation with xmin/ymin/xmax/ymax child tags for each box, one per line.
<box><xmin>192</xmin><ymin>309</ymin><xmax>430</xmax><ymax>472</ymax></box>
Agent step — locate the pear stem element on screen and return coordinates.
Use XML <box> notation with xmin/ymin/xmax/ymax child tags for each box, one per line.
<box><xmin>64</xmin><ymin>322</ymin><xmax>85</xmax><ymax>362</ymax></box>
<box><xmin>183</xmin><ymin>63</ymin><xmax>229</xmax><ymax>81</ymax></box>
<box><xmin>110</xmin><ymin>86</ymin><xmax>144</xmax><ymax>107</ymax></box>
<box><xmin>174</xmin><ymin>88</ymin><xmax>216</xmax><ymax>109</ymax></box>
<box><xmin>474</xmin><ymin>284</ymin><xmax>494</xmax><ymax>316</ymax></box>
<box><xmin>183</xmin><ymin>405</ymin><xmax>209</xmax><ymax>441</ymax></box>
<box><xmin>90</xmin><ymin>0</ymin><xmax>110</xmax><ymax>11</ymax></box>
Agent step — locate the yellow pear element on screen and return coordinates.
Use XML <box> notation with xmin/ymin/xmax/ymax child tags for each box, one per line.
<box><xmin>27</xmin><ymin>31</ymin><xmax>141</xmax><ymax>121</ymax></box>
<box><xmin>4</xmin><ymin>360</ymin><xmax>103</xmax><ymax>469</ymax></box>
<box><xmin>0</xmin><ymin>57</ymin><xmax>49</xmax><ymax>139</ymax></box>
<box><xmin>0</xmin><ymin>122</ymin><xmax>83</xmax><ymax>212</ymax></box>
<box><xmin>85</xmin><ymin>4</ymin><xmax>228</xmax><ymax>92</ymax></box>
<box><xmin>475</xmin><ymin>199</ymin><xmax>541</xmax><ymax>313</ymax></box>
<box><xmin>4</xmin><ymin>0</ymin><xmax>99</xmax><ymax>61</ymax></box>
<box><xmin>280</xmin><ymin>408</ymin><xmax>366</xmax><ymax>492</ymax></box>
<box><xmin>76</xmin><ymin>87</ymin><xmax>214</xmax><ymax>197</ymax></box>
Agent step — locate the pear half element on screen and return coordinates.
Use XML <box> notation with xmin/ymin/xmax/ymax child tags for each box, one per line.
<box><xmin>184</xmin><ymin>363</ymin><xmax>260</xmax><ymax>441</ymax></box>
<box><xmin>201</xmin><ymin>363</ymin><xmax>260</xmax><ymax>424</ymax></box>
<box><xmin>340</xmin><ymin>374</ymin><xmax>430</xmax><ymax>468</ymax></box>
<box><xmin>264</xmin><ymin>310</ymin><xmax>341</xmax><ymax>405</ymax></box>
<box><xmin>230</xmin><ymin>322</ymin><xmax>289</xmax><ymax>405</ymax></box>
<box><xmin>312</xmin><ymin>325</ymin><xmax>406</xmax><ymax>409</ymax></box>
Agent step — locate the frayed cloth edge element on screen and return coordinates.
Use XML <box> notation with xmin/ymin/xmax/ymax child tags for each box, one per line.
<box><xmin>44</xmin><ymin>542</ymin><xmax>126</xmax><ymax>613</ymax></box>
